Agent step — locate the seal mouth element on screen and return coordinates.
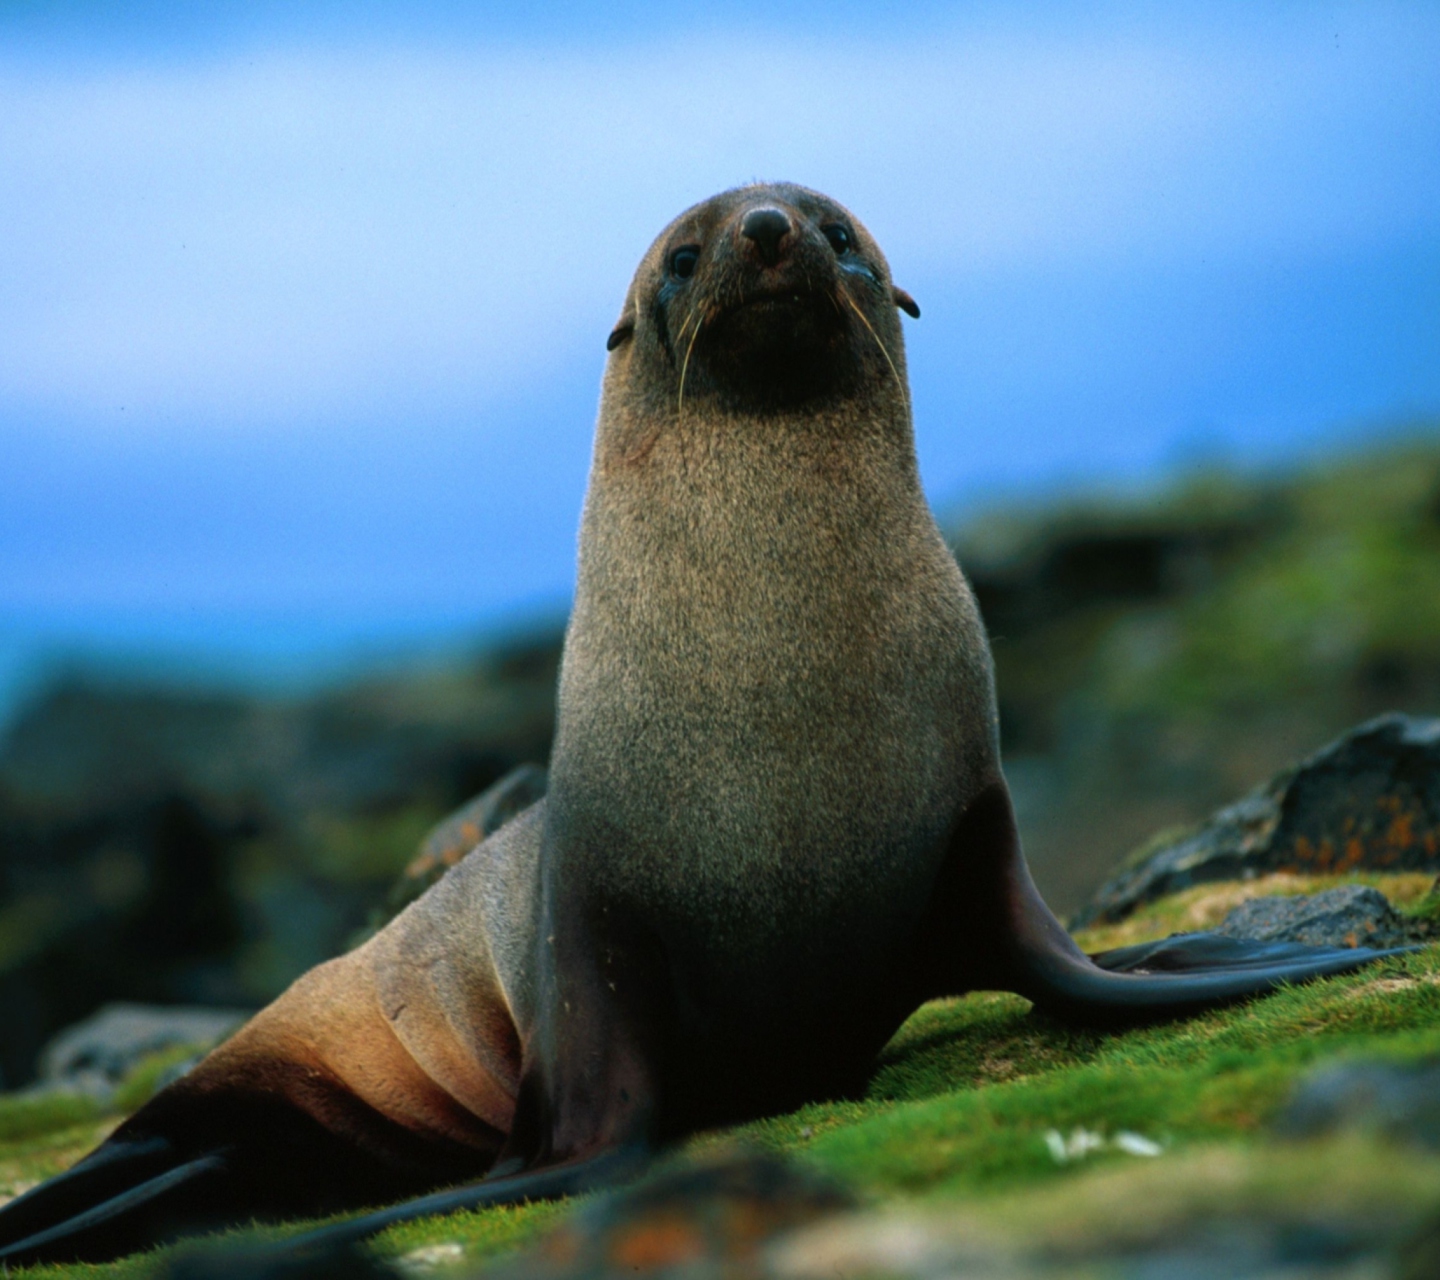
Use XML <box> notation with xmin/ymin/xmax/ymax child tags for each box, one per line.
<box><xmin>685</xmin><ymin>283</ymin><xmax>852</xmax><ymax>411</ymax></box>
<box><xmin>709</xmin><ymin>285</ymin><xmax>836</xmax><ymax>331</ymax></box>
<box><xmin>727</xmin><ymin>288</ymin><xmax>823</xmax><ymax>313</ymax></box>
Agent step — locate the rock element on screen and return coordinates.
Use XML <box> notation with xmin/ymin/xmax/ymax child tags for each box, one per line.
<box><xmin>1276</xmin><ymin>1058</ymin><xmax>1440</xmax><ymax>1150</ymax></box>
<box><xmin>38</xmin><ymin>1002</ymin><xmax>249</xmax><ymax>1095</ymax></box>
<box><xmin>1073</xmin><ymin>714</ymin><xmax>1440</xmax><ymax>927</ymax></box>
<box><xmin>1214</xmin><ymin>884</ymin><xmax>1433</xmax><ymax>950</ymax></box>
<box><xmin>773</xmin><ymin>1215</ymin><xmax>1377</xmax><ymax>1279</ymax></box>
<box><xmin>487</xmin><ymin>1151</ymin><xmax>854</xmax><ymax>1279</ymax></box>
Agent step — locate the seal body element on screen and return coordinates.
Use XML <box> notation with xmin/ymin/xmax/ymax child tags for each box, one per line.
<box><xmin>0</xmin><ymin>184</ymin><xmax>1403</xmax><ymax>1267</ymax></box>
<box><xmin>552</xmin><ymin>347</ymin><xmax>992</xmax><ymax>1126</ymax></box>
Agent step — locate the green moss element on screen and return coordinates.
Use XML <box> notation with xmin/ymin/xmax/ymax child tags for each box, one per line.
<box><xmin>867</xmin><ymin>993</ymin><xmax>1106</xmax><ymax>1101</ymax></box>
<box><xmin>369</xmin><ymin>1199</ymin><xmax>570</xmax><ymax>1266</ymax></box>
<box><xmin>109</xmin><ymin>1045</ymin><xmax>211</xmax><ymax>1116</ymax></box>
<box><xmin>299</xmin><ymin>806</ymin><xmax>448</xmax><ymax>886</ymax></box>
<box><xmin>0</xmin><ymin>1042</ymin><xmax>219</xmax><ymax>1153</ymax></box>
<box><xmin>1081</xmin><ymin>445</ymin><xmax>1440</xmax><ymax>721</ymax></box>
<box><xmin>793</xmin><ymin>946</ymin><xmax>1440</xmax><ymax>1199</ymax></box>
<box><xmin>0</xmin><ymin>1093</ymin><xmax>103</xmax><ymax>1146</ymax></box>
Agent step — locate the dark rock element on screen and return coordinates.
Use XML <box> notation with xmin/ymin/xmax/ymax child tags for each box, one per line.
<box><xmin>402</xmin><ymin>764</ymin><xmax>546</xmax><ymax>891</ymax></box>
<box><xmin>1215</xmin><ymin>884</ymin><xmax>1434</xmax><ymax>950</ymax></box>
<box><xmin>39</xmin><ymin>1002</ymin><xmax>249</xmax><ymax>1095</ymax></box>
<box><xmin>1275</xmin><ymin>1057</ymin><xmax>1440</xmax><ymax>1150</ymax></box>
<box><xmin>960</xmin><ymin>503</ymin><xmax>1269</xmax><ymax>646</ymax></box>
<box><xmin>1073</xmin><ymin>714</ymin><xmax>1440</xmax><ymax>927</ymax></box>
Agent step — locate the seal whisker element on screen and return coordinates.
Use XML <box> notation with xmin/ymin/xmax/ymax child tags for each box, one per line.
<box><xmin>677</xmin><ymin>307</ymin><xmax>704</xmax><ymax>421</ymax></box>
<box><xmin>838</xmin><ymin>286</ymin><xmax>907</xmax><ymax>412</ymax></box>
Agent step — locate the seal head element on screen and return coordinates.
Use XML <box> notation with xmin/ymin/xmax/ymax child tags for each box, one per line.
<box><xmin>606</xmin><ymin>183</ymin><xmax>916</xmax><ymax>412</ymax></box>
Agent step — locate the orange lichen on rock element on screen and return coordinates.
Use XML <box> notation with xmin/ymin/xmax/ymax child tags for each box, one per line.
<box><xmin>607</xmin><ymin>1214</ymin><xmax>707</xmax><ymax>1270</ymax></box>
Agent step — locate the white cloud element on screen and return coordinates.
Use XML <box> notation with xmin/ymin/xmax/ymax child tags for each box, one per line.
<box><xmin>0</xmin><ymin>5</ymin><xmax>1435</xmax><ymax>429</ymax></box>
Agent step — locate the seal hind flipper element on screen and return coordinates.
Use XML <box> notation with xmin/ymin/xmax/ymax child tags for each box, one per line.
<box><xmin>1089</xmin><ymin>931</ymin><xmax>1418</xmax><ymax>975</ymax></box>
<box><xmin>925</xmin><ymin>780</ymin><xmax>1407</xmax><ymax>1027</ymax></box>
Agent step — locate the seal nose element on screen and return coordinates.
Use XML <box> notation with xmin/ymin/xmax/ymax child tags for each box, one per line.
<box><xmin>739</xmin><ymin>207</ymin><xmax>792</xmax><ymax>267</ymax></box>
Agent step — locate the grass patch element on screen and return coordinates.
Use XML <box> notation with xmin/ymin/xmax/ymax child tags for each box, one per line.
<box><xmin>369</xmin><ymin>1199</ymin><xmax>570</xmax><ymax>1269</ymax></box>
<box><xmin>0</xmin><ymin>1092</ymin><xmax>103</xmax><ymax>1148</ymax></box>
<box><xmin>705</xmin><ymin>945</ymin><xmax>1440</xmax><ymax>1203</ymax></box>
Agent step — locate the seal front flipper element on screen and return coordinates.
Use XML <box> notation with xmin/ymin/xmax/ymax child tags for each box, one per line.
<box><xmin>923</xmin><ymin>779</ymin><xmax>1408</xmax><ymax>1026</ymax></box>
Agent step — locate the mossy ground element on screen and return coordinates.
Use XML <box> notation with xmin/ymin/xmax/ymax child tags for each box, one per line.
<box><xmin>4</xmin><ymin>873</ymin><xmax>1439</xmax><ymax>1276</ymax></box>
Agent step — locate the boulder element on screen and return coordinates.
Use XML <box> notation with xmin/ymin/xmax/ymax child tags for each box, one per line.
<box><xmin>39</xmin><ymin>1002</ymin><xmax>249</xmax><ymax>1096</ymax></box>
<box><xmin>1215</xmin><ymin>884</ymin><xmax>1434</xmax><ymax>950</ymax></box>
<box><xmin>486</xmin><ymin>1152</ymin><xmax>854</xmax><ymax>1280</ymax></box>
<box><xmin>1276</xmin><ymin>1057</ymin><xmax>1440</xmax><ymax>1151</ymax></box>
<box><xmin>1073</xmin><ymin>714</ymin><xmax>1440</xmax><ymax>927</ymax></box>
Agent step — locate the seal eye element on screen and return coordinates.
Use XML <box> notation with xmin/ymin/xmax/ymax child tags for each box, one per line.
<box><xmin>822</xmin><ymin>223</ymin><xmax>852</xmax><ymax>255</ymax></box>
<box><xmin>670</xmin><ymin>246</ymin><xmax>700</xmax><ymax>279</ymax></box>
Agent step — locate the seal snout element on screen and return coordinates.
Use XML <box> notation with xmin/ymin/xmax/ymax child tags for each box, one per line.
<box><xmin>738</xmin><ymin>206</ymin><xmax>793</xmax><ymax>267</ymax></box>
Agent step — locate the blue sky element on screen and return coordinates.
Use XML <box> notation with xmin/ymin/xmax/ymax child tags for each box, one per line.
<box><xmin>1</xmin><ymin>1</ymin><xmax>1437</xmax><ymax>708</ymax></box>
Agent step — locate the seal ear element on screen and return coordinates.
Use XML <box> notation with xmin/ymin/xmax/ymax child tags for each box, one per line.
<box><xmin>893</xmin><ymin>288</ymin><xmax>920</xmax><ymax>319</ymax></box>
<box><xmin>606</xmin><ymin>313</ymin><xmax>636</xmax><ymax>351</ymax></box>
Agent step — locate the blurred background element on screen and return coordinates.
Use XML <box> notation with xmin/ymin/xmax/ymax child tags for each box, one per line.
<box><xmin>0</xmin><ymin>0</ymin><xmax>1437</xmax><ymax>1085</ymax></box>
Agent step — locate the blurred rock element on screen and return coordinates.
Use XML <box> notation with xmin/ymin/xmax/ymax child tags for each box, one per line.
<box><xmin>39</xmin><ymin>1002</ymin><xmax>249</xmax><ymax>1096</ymax></box>
<box><xmin>0</xmin><ymin>790</ymin><xmax>250</xmax><ymax>1087</ymax></box>
<box><xmin>0</xmin><ymin>629</ymin><xmax>561</xmax><ymax>1085</ymax></box>
<box><xmin>1073</xmin><ymin>714</ymin><xmax>1440</xmax><ymax>927</ymax></box>
<box><xmin>487</xmin><ymin>1151</ymin><xmax>854</xmax><ymax>1280</ymax></box>
<box><xmin>1215</xmin><ymin>884</ymin><xmax>1434</xmax><ymax>950</ymax></box>
<box><xmin>771</xmin><ymin>1214</ymin><xmax>1379</xmax><ymax>1279</ymax></box>
<box><xmin>1276</xmin><ymin>1058</ymin><xmax>1440</xmax><ymax>1150</ymax></box>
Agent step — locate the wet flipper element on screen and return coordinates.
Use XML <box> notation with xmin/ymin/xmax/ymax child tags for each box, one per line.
<box><xmin>1089</xmin><ymin>931</ymin><xmax>1418</xmax><ymax>976</ymax></box>
<box><xmin>0</xmin><ymin>1138</ymin><xmax>232</xmax><ymax>1267</ymax></box>
<box><xmin>1017</xmin><ymin>929</ymin><xmax>1414</xmax><ymax>1027</ymax></box>
<box><xmin>943</xmin><ymin>781</ymin><xmax>1424</xmax><ymax>1027</ymax></box>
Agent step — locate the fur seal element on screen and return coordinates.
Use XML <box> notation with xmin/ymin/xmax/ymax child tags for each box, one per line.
<box><xmin>0</xmin><ymin>184</ymin><xmax>1406</xmax><ymax>1267</ymax></box>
